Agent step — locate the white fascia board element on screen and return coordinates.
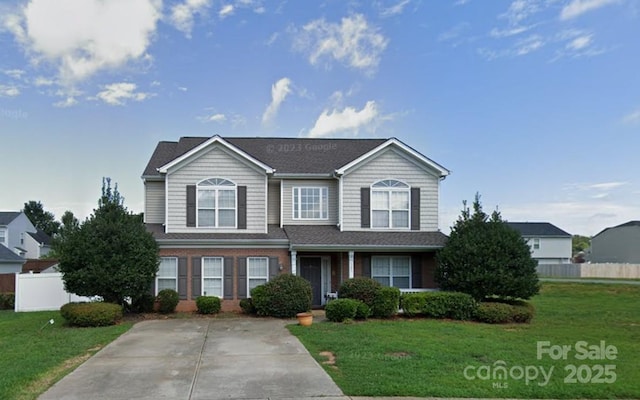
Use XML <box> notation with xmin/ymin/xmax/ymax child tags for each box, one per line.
<box><xmin>157</xmin><ymin>135</ymin><xmax>274</xmax><ymax>174</ymax></box>
<box><xmin>335</xmin><ymin>138</ymin><xmax>450</xmax><ymax>178</ymax></box>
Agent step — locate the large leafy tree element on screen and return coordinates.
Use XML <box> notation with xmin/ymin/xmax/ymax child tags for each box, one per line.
<box><xmin>23</xmin><ymin>200</ymin><xmax>61</xmax><ymax>237</ymax></box>
<box><xmin>56</xmin><ymin>178</ymin><xmax>159</xmax><ymax>306</ymax></box>
<box><xmin>436</xmin><ymin>194</ymin><xmax>539</xmax><ymax>301</ymax></box>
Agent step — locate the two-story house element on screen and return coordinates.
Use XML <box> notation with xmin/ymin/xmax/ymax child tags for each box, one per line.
<box><xmin>0</xmin><ymin>211</ymin><xmax>52</xmax><ymax>263</ymax></box>
<box><xmin>506</xmin><ymin>222</ymin><xmax>572</xmax><ymax>265</ymax></box>
<box><xmin>142</xmin><ymin>136</ymin><xmax>450</xmax><ymax>311</ymax></box>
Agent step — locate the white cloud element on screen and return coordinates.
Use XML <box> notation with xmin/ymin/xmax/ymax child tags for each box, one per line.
<box><xmin>3</xmin><ymin>69</ymin><xmax>26</xmax><ymax>80</ymax></box>
<box><xmin>587</xmin><ymin>182</ymin><xmax>628</xmax><ymax>190</ymax></box>
<box><xmin>219</xmin><ymin>4</ymin><xmax>234</xmax><ymax>19</ymax></box>
<box><xmin>489</xmin><ymin>25</ymin><xmax>531</xmax><ymax>38</ymax></box>
<box><xmin>33</xmin><ymin>76</ymin><xmax>55</xmax><ymax>86</ymax></box>
<box><xmin>500</xmin><ymin>0</ymin><xmax>546</xmax><ymax>26</ymax></box>
<box><xmin>262</xmin><ymin>77</ymin><xmax>292</xmax><ymax>124</ymax></box>
<box><xmin>208</xmin><ymin>113</ymin><xmax>226</xmax><ymax>122</ymax></box>
<box><xmin>53</xmin><ymin>96</ymin><xmax>77</xmax><ymax>108</ymax></box>
<box><xmin>5</xmin><ymin>0</ymin><xmax>161</xmax><ymax>84</ymax></box>
<box><xmin>94</xmin><ymin>82</ymin><xmax>150</xmax><ymax>106</ymax></box>
<box><xmin>294</xmin><ymin>14</ymin><xmax>388</xmax><ymax>73</ymax></box>
<box><xmin>308</xmin><ymin>101</ymin><xmax>380</xmax><ymax>138</ymax></box>
<box><xmin>170</xmin><ymin>0</ymin><xmax>211</xmax><ymax>38</ymax></box>
<box><xmin>0</xmin><ymin>84</ymin><xmax>20</xmax><ymax>97</ymax></box>
<box><xmin>622</xmin><ymin>108</ymin><xmax>640</xmax><ymax>124</ymax></box>
<box><xmin>515</xmin><ymin>34</ymin><xmax>544</xmax><ymax>55</ymax></box>
<box><xmin>560</xmin><ymin>0</ymin><xmax>617</xmax><ymax>20</ymax></box>
<box><xmin>379</xmin><ymin>0</ymin><xmax>411</xmax><ymax>18</ymax></box>
<box><xmin>438</xmin><ymin>22</ymin><xmax>470</xmax><ymax>43</ymax></box>
<box><xmin>566</xmin><ymin>34</ymin><xmax>593</xmax><ymax>50</ymax></box>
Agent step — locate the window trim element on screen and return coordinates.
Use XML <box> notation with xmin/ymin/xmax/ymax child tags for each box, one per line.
<box><xmin>371</xmin><ymin>256</ymin><xmax>412</xmax><ymax>289</ymax></box>
<box><xmin>156</xmin><ymin>257</ymin><xmax>178</xmax><ymax>295</ymax></box>
<box><xmin>292</xmin><ymin>186</ymin><xmax>329</xmax><ymax>220</ymax></box>
<box><xmin>0</xmin><ymin>228</ymin><xmax>7</xmax><ymax>247</ymax></box>
<box><xmin>196</xmin><ymin>178</ymin><xmax>238</xmax><ymax>228</ymax></box>
<box><xmin>201</xmin><ymin>257</ymin><xmax>224</xmax><ymax>298</ymax></box>
<box><xmin>247</xmin><ymin>257</ymin><xmax>269</xmax><ymax>297</ymax></box>
<box><xmin>370</xmin><ymin>179</ymin><xmax>411</xmax><ymax>229</ymax></box>
<box><xmin>532</xmin><ymin>238</ymin><xmax>541</xmax><ymax>250</ymax></box>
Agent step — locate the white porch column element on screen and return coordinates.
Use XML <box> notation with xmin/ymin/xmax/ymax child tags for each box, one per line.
<box><xmin>348</xmin><ymin>251</ymin><xmax>354</xmax><ymax>279</ymax></box>
<box><xmin>291</xmin><ymin>250</ymin><xmax>297</xmax><ymax>275</ymax></box>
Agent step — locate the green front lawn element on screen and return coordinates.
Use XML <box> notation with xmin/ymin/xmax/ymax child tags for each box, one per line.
<box><xmin>0</xmin><ymin>311</ymin><xmax>131</xmax><ymax>400</ymax></box>
<box><xmin>289</xmin><ymin>283</ymin><xmax>640</xmax><ymax>398</ymax></box>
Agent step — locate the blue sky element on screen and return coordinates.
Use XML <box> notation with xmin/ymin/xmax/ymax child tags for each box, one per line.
<box><xmin>1</xmin><ymin>0</ymin><xmax>639</xmax><ymax>236</ymax></box>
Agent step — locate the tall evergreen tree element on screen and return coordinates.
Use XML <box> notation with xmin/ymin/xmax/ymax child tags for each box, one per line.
<box><xmin>23</xmin><ymin>200</ymin><xmax>60</xmax><ymax>237</ymax></box>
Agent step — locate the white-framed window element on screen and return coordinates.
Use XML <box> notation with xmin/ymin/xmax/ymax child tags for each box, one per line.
<box><xmin>202</xmin><ymin>257</ymin><xmax>223</xmax><ymax>298</ymax></box>
<box><xmin>0</xmin><ymin>228</ymin><xmax>6</xmax><ymax>246</ymax></box>
<box><xmin>293</xmin><ymin>187</ymin><xmax>328</xmax><ymax>220</ymax></box>
<box><xmin>371</xmin><ymin>179</ymin><xmax>410</xmax><ymax>229</ymax></box>
<box><xmin>157</xmin><ymin>257</ymin><xmax>178</xmax><ymax>294</ymax></box>
<box><xmin>531</xmin><ymin>238</ymin><xmax>540</xmax><ymax>250</ymax></box>
<box><xmin>197</xmin><ymin>178</ymin><xmax>237</xmax><ymax>228</ymax></box>
<box><xmin>247</xmin><ymin>257</ymin><xmax>269</xmax><ymax>295</ymax></box>
<box><xmin>20</xmin><ymin>232</ymin><xmax>24</xmax><ymax>245</ymax></box>
<box><xmin>371</xmin><ymin>256</ymin><xmax>411</xmax><ymax>289</ymax></box>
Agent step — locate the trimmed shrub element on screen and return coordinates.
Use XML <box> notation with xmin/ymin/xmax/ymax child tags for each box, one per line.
<box><xmin>371</xmin><ymin>286</ymin><xmax>400</xmax><ymax>318</ymax></box>
<box><xmin>129</xmin><ymin>293</ymin><xmax>155</xmax><ymax>313</ymax></box>
<box><xmin>355</xmin><ymin>301</ymin><xmax>371</xmax><ymax>320</ymax></box>
<box><xmin>196</xmin><ymin>296</ymin><xmax>221</xmax><ymax>314</ymax></box>
<box><xmin>338</xmin><ymin>277</ymin><xmax>382</xmax><ymax>307</ymax></box>
<box><xmin>475</xmin><ymin>302</ymin><xmax>513</xmax><ymax>324</ymax></box>
<box><xmin>239</xmin><ymin>298</ymin><xmax>256</xmax><ymax>314</ymax></box>
<box><xmin>156</xmin><ymin>289</ymin><xmax>179</xmax><ymax>314</ymax></box>
<box><xmin>0</xmin><ymin>293</ymin><xmax>15</xmax><ymax>310</ymax></box>
<box><xmin>400</xmin><ymin>293</ymin><xmax>427</xmax><ymax>317</ymax></box>
<box><xmin>325</xmin><ymin>298</ymin><xmax>360</xmax><ymax>322</ymax></box>
<box><xmin>251</xmin><ymin>274</ymin><xmax>312</xmax><ymax>318</ymax></box>
<box><xmin>60</xmin><ymin>302</ymin><xmax>123</xmax><ymax>327</ymax></box>
<box><xmin>422</xmin><ymin>291</ymin><xmax>477</xmax><ymax>320</ymax></box>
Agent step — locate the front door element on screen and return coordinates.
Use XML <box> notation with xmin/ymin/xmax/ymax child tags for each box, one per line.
<box><xmin>300</xmin><ymin>257</ymin><xmax>322</xmax><ymax>307</ymax></box>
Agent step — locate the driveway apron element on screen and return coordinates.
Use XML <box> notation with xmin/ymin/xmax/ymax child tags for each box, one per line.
<box><xmin>39</xmin><ymin>318</ymin><xmax>346</xmax><ymax>400</ymax></box>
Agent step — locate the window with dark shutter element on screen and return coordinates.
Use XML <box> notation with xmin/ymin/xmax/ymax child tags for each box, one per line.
<box><xmin>411</xmin><ymin>187</ymin><xmax>420</xmax><ymax>230</ymax></box>
<box><xmin>237</xmin><ymin>257</ymin><xmax>247</xmax><ymax>299</ymax></box>
<box><xmin>237</xmin><ymin>186</ymin><xmax>247</xmax><ymax>229</ymax></box>
<box><xmin>223</xmin><ymin>257</ymin><xmax>234</xmax><ymax>299</ymax></box>
<box><xmin>361</xmin><ymin>188</ymin><xmax>370</xmax><ymax>228</ymax></box>
<box><xmin>191</xmin><ymin>257</ymin><xmax>201</xmax><ymax>298</ymax></box>
<box><xmin>178</xmin><ymin>257</ymin><xmax>188</xmax><ymax>300</ymax></box>
<box><xmin>186</xmin><ymin>185</ymin><xmax>196</xmax><ymax>227</ymax></box>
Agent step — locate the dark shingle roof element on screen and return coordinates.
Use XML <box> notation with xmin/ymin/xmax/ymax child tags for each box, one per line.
<box><xmin>284</xmin><ymin>225</ymin><xmax>448</xmax><ymax>249</ymax></box>
<box><xmin>0</xmin><ymin>212</ymin><xmax>21</xmax><ymax>225</ymax></box>
<box><xmin>506</xmin><ymin>222</ymin><xmax>571</xmax><ymax>237</ymax></box>
<box><xmin>593</xmin><ymin>220</ymin><xmax>640</xmax><ymax>238</ymax></box>
<box><xmin>146</xmin><ymin>223</ymin><xmax>289</xmax><ymax>242</ymax></box>
<box><xmin>0</xmin><ymin>244</ymin><xmax>25</xmax><ymax>263</ymax></box>
<box><xmin>142</xmin><ymin>136</ymin><xmax>388</xmax><ymax>177</ymax></box>
<box><xmin>27</xmin><ymin>229</ymin><xmax>52</xmax><ymax>246</ymax></box>
<box><xmin>22</xmin><ymin>259</ymin><xmax>58</xmax><ymax>273</ymax></box>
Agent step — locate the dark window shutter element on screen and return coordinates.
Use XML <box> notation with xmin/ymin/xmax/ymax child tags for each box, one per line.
<box><xmin>362</xmin><ymin>255</ymin><xmax>371</xmax><ymax>277</ymax></box>
<box><xmin>237</xmin><ymin>257</ymin><xmax>247</xmax><ymax>299</ymax></box>
<box><xmin>191</xmin><ymin>257</ymin><xmax>201</xmax><ymax>298</ymax></box>
<box><xmin>223</xmin><ymin>257</ymin><xmax>234</xmax><ymax>300</ymax></box>
<box><xmin>237</xmin><ymin>186</ymin><xmax>247</xmax><ymax>229</ymax></box>
<box><xmin>149</xmin><ymin>278</ymin><xmax>156</xmax><ymax>296</ymax></box>
<box><xmin>186</xmin><ymin>185</ymin><xmax>196</xmax><ymax>227</ymax></box>
<box><xmin>361</xmin><ymin>187</ymin><xmax>370</xmax><ymax>228</ymax></box>
<box><xmin>178</xmin><ymin>257</ymin><xmax>188</xmax><ymax>300</ymax></box>
<box><xmin>269</xmin><ymin>257</ymin><xmax>279</xmax><ymax>280</ymax></box>
<box><xmin>411</xmin><ymin>255</ymin><xmax>422</xmax><ymax>289</ymax></box>
<box><xmin>411</xmin><ymin>187</ymin><xmax>421</xmax><ymax>231</ymax></box>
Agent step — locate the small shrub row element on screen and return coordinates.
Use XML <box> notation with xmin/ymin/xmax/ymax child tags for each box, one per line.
<box><xmin>251</xmin><ymin>274</ymin><xmax>312</xmax><ymax>318</ymax></box>
<box><xmin>196</xmin><ymin>296</ymin><xmax>221</xmax><ymax>314</ymax></box>
<box><xmin>156</xmin><ymin>289</ymin><xmax>179</xmax><ymax>314</ymax></box>
<box><xmin>0</xmin><ymin>292</ymin><xmax>15</xmax><ymax>310</ymax></box>
<box><xmin>337</xmin><ymin>278</ymin><xmax>400</xmax><ymax>319</ymax></box>
<box><xmin>325</xmin><ymin>298</ymin><xmax>371</xmax><ymax>322</ymax></box>
<box><xmin>60</xmin><ymin>302</ymin><xmax>123</xmax><ymax>327</ymax></box>
<box><xmin>239</xmin><ymin>298</ymin><xmax>256</xmax><ymax>314</ymax></box>
<box><xmin>401</xmin><ymin>291</ymin><xmax>476</xmax><ymax>320</ymax></box>
<box><xmin>475</xmin><ymin>300</ymin><xmax>535</xmax><ymax>324</ymax></box>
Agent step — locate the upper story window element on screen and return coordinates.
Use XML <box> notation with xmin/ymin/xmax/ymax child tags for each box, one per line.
<box><xmin>293</xmin><ymin>187</ymin><xmax>328</xmax><ymax>220</ymax></box>
<box><xmin>157</xmin><ymin>257</ymin><xmax>178</xmax><ymax>294</ymax></box>
<box><xmin>0</xmin><ymin>228</ymin><xmax>6</xmax><ymax>246</ymax></box>
<box><xmin>197</xmin><ymin>178</ymin><xmax>236</xmax><ymax>228</ymax></box>
<box><xmin>531</xmin><ymin>238</ymin><xmax>540</xmax><ymax>250</ymax></box>
<box><xmin>371</xmin><ymin>179</ymin><xmax>410</xmax><ymax>229</ymax></box>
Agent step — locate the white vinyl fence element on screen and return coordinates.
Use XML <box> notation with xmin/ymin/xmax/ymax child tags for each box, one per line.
<box><xmin>15</xmin><ymin>273</ymin><xmax>92</xmax><ymax>312</ymax></box>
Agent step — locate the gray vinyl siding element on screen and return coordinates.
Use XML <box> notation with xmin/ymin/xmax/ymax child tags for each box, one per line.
<box><xmin>591</xmin><ymin>226</ymin><xmax>640</xmax><ymax>263</ymax></box>
<box><xmin>342</xmin><ymin>148</ymin><xmax>440</xmax><ymax>231</ymax></box>
<box><xmin>282</xmin><ymin>179</ymin><xmax>338</xmax><ymax>226</ymax></box>
<box><xmin>166</xmin><ymin>145</ymin><xmax>267</xmax><ymax>233</ymax></box>
<box><xmin>267</xmin><ymin>180</ymin><xmax>281</xmax><ymax>225</ymax></box>
<box><xmin>144</xmin><ymin>180</ymin><xmax>165</xmax><ymax>224</ymax></box>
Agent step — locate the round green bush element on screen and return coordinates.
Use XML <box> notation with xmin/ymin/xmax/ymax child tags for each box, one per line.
<box><xmin>156</xmin><ymin>289</ymin><xmax>179</xmax><ymax>314</ymax></box>
<box><xmin>239</xmin><ymin>298</ymin><xmax>256</xmax><ymax>314</ymax></box>
<box><xmin>129</xmin><ymin>293</ymin><xmax>155</xmax><ymax>313</ymax></box>
<box><xmin>371</xmin><ymin>286</ymin><xmax>400</xmax><ymax>318</ymax></box>
<box><xmin>325</xmin><ymin>298</ymin><xmax>360</xmax><ymax>322</ymax></box>
<box><xmin>355</xmin><ymin>301</ymin><xmax>371</xmax><ymax>320</ymax></box>
<box><xmin>421</xmin><ymin>291</ymin><xmax>477</xmax><ymax>320</ymax></box>
<box><xmin>60</xmin><ymin>302</ymin><xmax>123</xmax><ymax>327</ymax></box>
<box><xmin>0</xmin><ymin>292</ymin><xmax>15</xmax><ymax>310</ymax></box>
<box><xmin>475</xmin><ymin>302</ymin><xmax>513</xmax><ymax>324</ymax></box>
<box><xmin>338</xmin><ymin>277</ymin><xmax>382</xmax><ymax>307</ymax></box>
<box><xmin>251</xmin><ymin>274</ymin><xmax>312</xmax><ymax>318</ymax></box>
<box><xmin>196</xmin><ymin>296</ymin><xmax>221</xmax><ymax>314</ymax></box>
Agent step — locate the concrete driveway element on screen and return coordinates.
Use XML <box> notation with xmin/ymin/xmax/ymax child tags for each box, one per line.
<box><xmin>39</xmin><ymin>318</ymin><xmax>346</xmax><ymax>400</ymax></box>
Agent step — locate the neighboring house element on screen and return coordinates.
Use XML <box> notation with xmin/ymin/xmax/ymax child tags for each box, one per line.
<box><xmin>0</xmin><ymin>211</ymin><xmax>51</xmax><ymax>259</ymax></box>
<box><xmin>22</xmin><ymin>259</ymin><xmax>59</xmax><ymax>274</ymax></box>
<box><xmin>143</xmin><ymin>135</ymin><xmax>450</xmax><ymax>311</ymax></box>
<box><xmin>590</xmin><ymin>221</ymin><xmax>640</xmax><ymax>263</ymax></box>
<box><xmin>0</xmin><ymin>243</ymin><xmax>26</xmax><ymax>274</ymax></box>
<box><xmin>506</xmin><ymin>222</ymin><xmax>572</xmax><ymax>265</ymax></box>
